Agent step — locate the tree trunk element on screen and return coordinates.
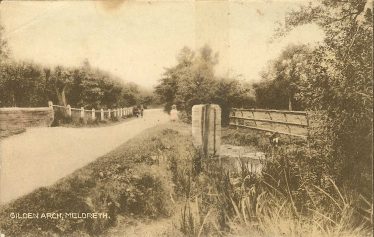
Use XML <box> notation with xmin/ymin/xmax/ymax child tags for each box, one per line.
<box><xmin>55</xmin><ymin>85</ymin><xmax>67</xmax><ymax>106</ymax></box>
<box><xmin>61</xmin><ymin>87</ymin><xmax>67</xmax><ymax>106</ymax></box>
<box><xmin>12</xmin><ymin>91</ymin><xmax>16</xmax><ymax>107</ymax></box>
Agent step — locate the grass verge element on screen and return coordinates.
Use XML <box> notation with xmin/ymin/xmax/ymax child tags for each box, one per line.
<box><xmin>0</xmin><ymin>123</ymin><xmax>371</xmax><ymax>237</ymax></box>
<box><xmin>0</xmin><ymin>123</ymin><xmax>193</xmax><ymax>236</ymax></box>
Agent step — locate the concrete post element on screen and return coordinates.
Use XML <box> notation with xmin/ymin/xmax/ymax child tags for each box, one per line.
<box><xmin>80</xmin><ymin>107</ymin><xmax>84</xmax><ymax>118</ymax></box>
<box><xmin>66</xmin><ymin>104</ymin><xmax>72</xmax><ymax>117</ymax></box>
<box><xmin>192</xmin><ymin>104</ymin><xmax>221</xmax><ymax>159</ymax></box>
<box><xmin>92</xmin><ymin>108</ymin><xmax>95</xmax><ymax>120</ymax></box>
<box><xmin>108</xmin><ymin>109</ymin><xmax>111</xmax><ymax>119</ymax></box>
<box><xmin>101</xmin><ymin>109</ymin><xmax>104</xmax><ymax>120</ymax></box>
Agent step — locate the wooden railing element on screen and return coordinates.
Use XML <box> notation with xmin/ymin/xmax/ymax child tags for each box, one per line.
<box><xmin>49</xmin><ymin>101</ymin><xmax>134</xmax><ymax>122</ymax></box>
<box><xmin>229</xmin><ymin>108</ymin><xmax>309</xmax><ymax>138</ymax></box>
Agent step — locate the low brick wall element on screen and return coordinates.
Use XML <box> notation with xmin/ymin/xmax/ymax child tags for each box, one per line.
<box><xmin>0</xmin><ymin>107</ymin><xmax>54</xmax><ymax>130</ymax></box>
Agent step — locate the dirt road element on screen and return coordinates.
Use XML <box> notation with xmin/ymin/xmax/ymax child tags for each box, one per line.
<box><xmin>0</xmin><ymin>109</ymin><xmax>169</xmax><ymax>204</ymax></box>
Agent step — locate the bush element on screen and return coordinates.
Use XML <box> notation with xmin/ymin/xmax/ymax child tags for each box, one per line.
<box><xmin>119</xmin><ymin>169</ymin><xmax>171</xmax><ymax>218</ymax></box>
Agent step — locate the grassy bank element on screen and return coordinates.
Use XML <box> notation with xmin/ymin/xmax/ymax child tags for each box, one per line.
<box><xmin>0</xmin><ymin>123</ymin><xmax>193</xmax><ymax>236</ymax></box>
<box><xmin>0</xmin><ymin>123</ymin><xmax>371</xmax><ymax>236</ymax></box>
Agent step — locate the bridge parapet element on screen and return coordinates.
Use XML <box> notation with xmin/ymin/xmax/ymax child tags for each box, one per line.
<box><xmin>230</xmin><ymin>108</ymin><xmax>310</xmax><ymax>139</ymax></box>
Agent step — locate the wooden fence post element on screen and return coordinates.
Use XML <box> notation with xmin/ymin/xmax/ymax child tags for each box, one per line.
<box><xmin>48</xmin><ymin>101</ymin><xmax>53</xmax><ymax>108</ymax></box>
<box><xmin>101</xmin><ymin>109</ymin><xmax>104</xmax><ymax>120</ymax></box>
<box><xmin>66</xmin><ymin>105</ymin><xmax>72</xmax><ymax>117</ymax></box>
<box><xmin>80</xmin><ymin>107</ymin><xmax>84</xmax><ymax>119</ymax></box>
<box><xmin>92</xmin><ymin>108</ymin><xmax>95</xmax><ymax>120</ymax></box>
<box><xmin>120</xmin><ymin>108</ymin><xmax>123</xmax><ymax>117</ymax></box>
<box><xmin>108</xmin><ymin>109</ymin><xmax>111</xmax><ymax>119</ymax></box>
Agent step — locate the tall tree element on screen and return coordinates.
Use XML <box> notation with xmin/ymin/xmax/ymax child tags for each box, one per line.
<box><xmin>0</xmin><ymin>14</ymin><xmax>9</xmax><ymax>63</ymax></box>
<box><xmin>254</xmin><ymin>44</ymin><xmax>311</xmax><ymax>110</ymax></box>
<box><xmin>155</xmin><ymin>45</ymin><xmax>255</xmax><ymax>124</ymax></box>
<box><xmin>280</xmin><ymin>0</ymin><xmax>373</xmax><ymax>195</ymax></box>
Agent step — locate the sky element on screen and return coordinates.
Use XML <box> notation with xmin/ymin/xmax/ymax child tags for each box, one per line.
<box><xmin>0</xmin><ymin>0</ymin><xmax>324</xmax><ymax>89</ymax></box>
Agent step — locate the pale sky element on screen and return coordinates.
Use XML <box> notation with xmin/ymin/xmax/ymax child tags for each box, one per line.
<box><xmin>0</xmin><ymin>0</ymin><xmax>324</xmax><ymax>88</ymax></box>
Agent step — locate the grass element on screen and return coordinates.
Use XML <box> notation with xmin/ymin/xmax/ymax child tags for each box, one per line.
<box><xmin>175</xmin><ymin>128</ymin><xmax>372</xmax><ymax>237</ymax></box>
<box><xmin>0</xmin><ymin>123</ymin><xmax>193</xmax><ymax>236</ymax></box>
<box><xmin>0</xmin><ymin>123</ymin><xmax>371</xmax><ymax>237</ymax></box>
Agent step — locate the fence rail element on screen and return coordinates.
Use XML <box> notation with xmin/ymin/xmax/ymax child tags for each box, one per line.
<box><xmin>229</xmin><ymin>108</ymin><xmax>309</xmax><ymax>139</ymax></box>
<box><xmin>49</xmin><ymin>101</ymin><xmax>134</xmax><ymax>122</ymax></box>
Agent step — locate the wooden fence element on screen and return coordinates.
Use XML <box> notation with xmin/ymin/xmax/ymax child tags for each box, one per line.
<box><xmin>229</xmin><ymin>108</ymin><xmax>309</xmax><ymax>138</ymax></box>
<box><xmin>49</xmin><ymin>101</ymin><xmax>134</xmax><ymax>123</ymax></box>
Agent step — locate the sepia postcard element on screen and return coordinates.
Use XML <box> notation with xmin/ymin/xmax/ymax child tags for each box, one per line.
<box><xmin>0</xmin><ymin>0</ymin><xmax>372</xmax><ymax>236</ymax></box>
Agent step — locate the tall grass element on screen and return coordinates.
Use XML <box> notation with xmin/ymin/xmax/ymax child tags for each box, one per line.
<box><xmin>175</xmin><ymin>135</ymin><xmax>372</xmax><ymax>237</ymax></box>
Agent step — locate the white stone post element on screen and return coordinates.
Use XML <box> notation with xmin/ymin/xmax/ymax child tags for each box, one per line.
<box><xmin>80</xmin><ymin>107</ymin><xmax>84</xmax><ymax>118</ymax></box>
<box><xmin>66</xmin><ymin>104</ymin><xmax>72</xmax><ymax>117</ymax></box>
<box><xmin>108</xmin><ymin>109</ymin><xmax>111</xmax><ymax>119</ymax></box>
<box><xmin>92</xmin><ymin>108</ymin><xmax>95</xmax><ymax>120</ymax></box>
<box><xmin>192</xmin><ymin>104</ymin><xmax>221</xmax><ymax>158</ymax></box>
<box><xmin>101</xmin><ymin>109</ymin><xmax>104</xmax><ymax>120</ymax></box>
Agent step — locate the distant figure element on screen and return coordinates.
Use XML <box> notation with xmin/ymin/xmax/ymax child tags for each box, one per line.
<box><xmin>140</xmin><ymin>105</ymin><xmax>144</xmax><ymax>118</ymax></box>
<box><xmin>170</xmin><ymin>104</ymin><xmax>178</xmax><ymax>122</ymax></box>
<box><xmin>133</xmin><ymin>106</ymin><xmax>139</xmax><ymax>118</ymax></box>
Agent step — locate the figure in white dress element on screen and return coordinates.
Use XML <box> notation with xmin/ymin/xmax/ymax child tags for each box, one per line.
<box><xmin>170</xmin><ymin>104</ymin><xmax>178</xmax><ymax>122</ymax></box>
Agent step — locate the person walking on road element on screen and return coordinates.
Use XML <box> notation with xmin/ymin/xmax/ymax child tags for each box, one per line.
<box><xmin>170</xmin><ymin>104</ymin><xmax>178</xmax><ymax>122</ymax></box>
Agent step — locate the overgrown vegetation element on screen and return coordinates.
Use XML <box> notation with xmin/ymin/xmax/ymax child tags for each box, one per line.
<box><xmin>254</xmin><ymin>0</ymin><xmax>373</xmax><ymax>200</ymax></box>
<box><xmin>0</xmin><ymin>124</ymin><xmax>193</xmax><ymax>236</ymax></box>
<box><xmin>173</xmin><ymin>128</ymin><xmax>372</xmax><ymax>237</ymax></box>
<box><xmin>0</xmin><ymin>123</ymin><xmax>371</xmax><ymax>236</ymax></box>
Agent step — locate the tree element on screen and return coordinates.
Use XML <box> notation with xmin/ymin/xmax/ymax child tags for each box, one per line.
<box><xmin>0</xmin><ymin>17</ymin><xmax>144</xmax><ymax>110</ymax></box>
<box><xmin>254</xmin><ymin>44</ymin><xmax>311</xmax><ymax>110</ymax></box>
<box><xmin>279</xmin><ymin>0</ymin><xmax>372</xmax><ymax>196</ymax></box>
<box><xmin>155</xmin><ymin>45</ymin><xmax>255</xmax><ymax>124</ymax></box>
<box><xmin>0</xmin><ymin>14</ymin><xmax>9</xmax><ymax>63</ymax></box>
<box><xmin>49</xmin><ymin>66</ymin><xmax>74</xmax><ymax>106</ymax></box>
